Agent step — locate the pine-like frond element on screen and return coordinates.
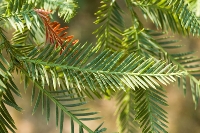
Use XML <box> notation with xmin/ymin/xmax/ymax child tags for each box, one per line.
<box><xmin>115</xmin><ymin>89</ymin><xmax>139</xmax><ymax>133</ymax></box>
<box><xmin>0</xmin><ymin>70</ymin><xmax>21</xmax><ymax>133</ymax></box>
<box><xmin>12</xmin><ymin>42</ymin><xmax>185</xmax><ymax>98</ymax></box>
<box><xmin>0</xmin><ymin>31</ymin><xmax>22</xmax><ymax>132</ymax></box>
<box><xmin>11</xmin><ymin>38</ymin><xmax>183</xmax><ymax>133</ymax></box>
<box><xmin>148</xmin><ymin>30</ymin><xmax>200</xmax><ymax>107</ymax></box>
<box><xmin>134</xmin><ymin>87</ymin><xmax>168</xmax><ymax>133</ymax></box>
<box><xmin>123</xmin><ymin>27</ymin><xmax>200</xmax><ymax>107</ymax></box>
<box><xmin>94</xmin><ymin>0</ymin><xmax>124</xmax><ymax>51</ymax></box>
<box><xmin>132</xmin><ymin>0</ymin><xmax>200</xmax><ymax>35</ymax></box>
<box><xmin>0</xmin><ymin>77</ymin><xmax>22</xmax><ymax>133</ymax></box>
<box><xmin>28</xmin><ymin>80</ymin><xmax>106</xmax><ymax>133</ymax></box>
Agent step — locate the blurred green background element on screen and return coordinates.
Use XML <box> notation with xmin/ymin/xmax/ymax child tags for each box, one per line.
<box><xmin>8</xmin><ymin>0</ymin><xmax>200</xmax><ymax>133</ymax></box>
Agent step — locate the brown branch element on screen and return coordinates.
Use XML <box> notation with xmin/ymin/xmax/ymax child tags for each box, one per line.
<box><xmin>34</xmin><ymin>9</ymin><xmax>78</xmax><ymax>51</ymax></box>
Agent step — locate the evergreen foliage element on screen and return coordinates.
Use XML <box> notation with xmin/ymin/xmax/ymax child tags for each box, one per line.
<box><xmin>0</xmin><ymin>0</ymin><xmax>199</xmax><ymax>132</ymax></box>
